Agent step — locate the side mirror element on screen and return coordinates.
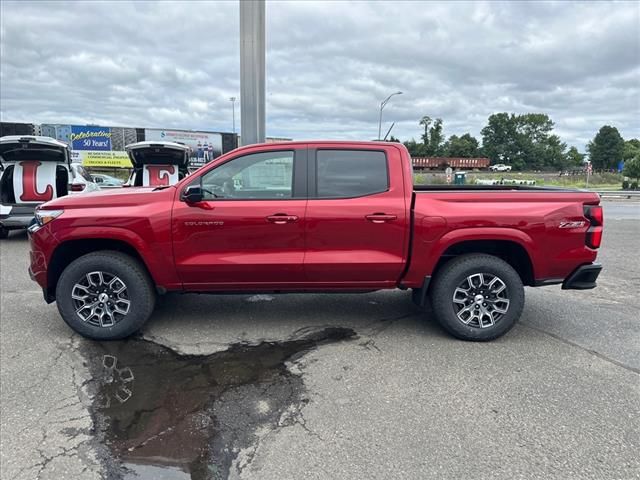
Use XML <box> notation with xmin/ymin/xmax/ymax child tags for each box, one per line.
<box><xmin>182</xmin><ymin>185</ymin><xmax>204</xmax><ymax>203</ymax></box>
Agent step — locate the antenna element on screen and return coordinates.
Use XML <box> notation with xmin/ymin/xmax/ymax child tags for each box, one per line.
<box><xmin>383</xmin><ymin>122</ymin><xmax>395</xmax><ymax>141</ymax></box>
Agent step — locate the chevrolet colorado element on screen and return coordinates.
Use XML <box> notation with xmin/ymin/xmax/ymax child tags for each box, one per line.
<box><xmin>28</xmin><ymin>141</ymin><xmax>603</xmax><ymax>341</ymax></box>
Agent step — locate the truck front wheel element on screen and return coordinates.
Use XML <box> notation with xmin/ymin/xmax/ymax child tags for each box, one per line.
<box><xmin>56</xmin><ymin>251</ymin><xmax>156</xmax><ymax>340</ymax></box>
<box><xmin>430</xmin><ymin>254</ymin><xmax>524</xmax><ymax>341</ymax></box>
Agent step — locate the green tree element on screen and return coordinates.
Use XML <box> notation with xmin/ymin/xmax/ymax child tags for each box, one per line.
<box><xmin>403</xmin><ymin>138</ymin><xmax>423</xmax><ymax>156</ymax></box>
<box><xmin>419</xmin><ymin>116</ymin><xmax>432</xmax><ymax>151</ymax></box>
<box><xmin>564</xmin><ymin>146</ymin><xmax>585</xmax><ymax>169</ymax></box>
<box><xmin>623</xmin><ymin>139</ymin><xmax>640</xmax><ymax>162</ymax></box>
<box><xmin>445</xmin><ymin>133</ymin><xmax>480</xmax><ymax>157</ymax></box>
<box><xmin>541</xmin><ymin>134</ymin><xmax>568</xmax><ymax>170</ymax></box>
<box><xmin>428</xmin><ymin>118</ymin><xmax>445</xmax><ymax>156</ymax></box>
<box><xmin>480</xmin><ymin>113</ymin><xmax>520</xmax><ymax>168</ymax></box>
<box><xmin>481</xmin><ymin>112</ymin><xmax>566</xmax><ymax>171</ymax></box>
<box><xmin>623</xmin><ymin>155</ymin><xmax>640</xmax><ymax>182</ymax></box>
<box><xmin>587</xmin><ymin>126</ymin><xmax>625</xmax><ymax>170</ymax></box>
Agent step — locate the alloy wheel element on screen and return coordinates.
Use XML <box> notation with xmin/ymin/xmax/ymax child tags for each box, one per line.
<box><xmin>452</xmin><ymin>272</ymin><xmax>510</xmax><ymax>328</ymax></box>
<box><xmin>71</xmin><ymin>271</ymin><xmax>131</xmax><ymax>328</ymax></box>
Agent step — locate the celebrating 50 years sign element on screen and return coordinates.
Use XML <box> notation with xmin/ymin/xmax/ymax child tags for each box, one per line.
<box><xmin>69</xmin><ymin>126</ymin><xmax>132</xmax><ymax>167</ymax></box>
<box><xmin>40</xmin><ymin>124</ymin><xmax>229</xmax><ymax>168</ymax></box>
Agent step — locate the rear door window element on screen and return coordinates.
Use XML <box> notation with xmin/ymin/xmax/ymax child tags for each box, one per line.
<box><xmin>315</xmin><ymin>150</ymin><xmax>388</xmax><ymax>198</ymax></box>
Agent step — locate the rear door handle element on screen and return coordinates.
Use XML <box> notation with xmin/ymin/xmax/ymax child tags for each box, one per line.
<box><xmin>365</xmin><ymin>213</ymin><xmax>397</xmax><ymax>223</ymax></box>
<box><xmin>266</xmin><ymin>214</ymin><xmax>299</xmax><ymax>224</ymax></box>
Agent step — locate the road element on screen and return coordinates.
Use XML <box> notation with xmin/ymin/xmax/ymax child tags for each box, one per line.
<box><xmin>1</xmin><ymin>201</ymin><xmax>638</xmax><ymax>479</ymax></box>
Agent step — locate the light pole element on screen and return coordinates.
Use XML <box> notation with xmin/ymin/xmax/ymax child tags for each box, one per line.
<box><xmin>229</xmin><ymin>96</ymin><xmax>236</xmax><ymax>134</ymax></box>
<box><xmin>378</xmin><ymin>91</ymin><xmax>402</xmax><ymax>140</ymax></box>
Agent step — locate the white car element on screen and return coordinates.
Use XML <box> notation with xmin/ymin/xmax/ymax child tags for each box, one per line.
<box><xmin>91</xmin><ymin>173</ymin><xmax>124</xmax><ymax>187</ymax></box>
<box><xmin>70</xmin><ymin>163</ymin><xmax>101</xmax><ymax>194</ymax></box>
<box><xmin>0</xmin><ymin>135</ymin><xmax>98</xmax><ymax>238</ymax></box>
<box><xmin>489</xmin><ymin>163</ymin><xmax>512</xmax><ymax>172</ymax></box>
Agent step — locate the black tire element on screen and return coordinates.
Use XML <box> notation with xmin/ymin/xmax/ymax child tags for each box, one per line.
<box><xmin>56</xmin><ymin>251</ymin><xmax>156</xmax><ymax>340</ymax></box>
<box><xmin>0</xmin><ymin>227</ymin><xmax>9</xmax><ymax>239</ymax></box>
<box><xmin>429</xmin><ymin>254</ymin><xmax>524</xmax><ymax>341</ymax></box>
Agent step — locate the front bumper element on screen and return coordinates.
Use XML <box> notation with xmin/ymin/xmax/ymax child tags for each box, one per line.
<box><xmin>562</xmin><ymin>263</ymin><xmax>602</xmax><ymax>290</ymax></box>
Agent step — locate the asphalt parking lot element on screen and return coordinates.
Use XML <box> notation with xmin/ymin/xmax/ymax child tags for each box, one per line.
<box><xmin>1</xmin><ymin>201</ymin><xmax>639</xmax><ymax>480</ymax></box>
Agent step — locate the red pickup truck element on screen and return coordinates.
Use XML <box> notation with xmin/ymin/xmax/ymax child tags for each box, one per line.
<box><xmin>28</xmin><ymin>141</ymin><xmax>603</xmax><ymax>341</ymax></box>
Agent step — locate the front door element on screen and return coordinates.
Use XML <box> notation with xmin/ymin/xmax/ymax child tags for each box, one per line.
<box><xmin>172</xmin><ymin>147</ymin><xmax>308</xmax><ymax>289</ymax></box>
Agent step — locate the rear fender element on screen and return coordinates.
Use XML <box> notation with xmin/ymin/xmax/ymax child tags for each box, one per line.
<box><xmin>404</xmin><ymin>227</ymin><xmax>538</xmax><ymax>286</ymax></box>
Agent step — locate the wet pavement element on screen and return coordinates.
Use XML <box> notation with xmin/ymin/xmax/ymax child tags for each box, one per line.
<box><xmin>1</xmin><ymin>201</ymin><xmax>639</xmax><ymax>479</ymax></box>
<box><xmin>83</xmin><ymin>328</ymin><xmax>355</xmax><ymax>479</ymax></box>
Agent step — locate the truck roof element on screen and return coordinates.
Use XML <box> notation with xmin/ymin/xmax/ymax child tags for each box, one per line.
<box><xmin>231</xmin><ymin>140</ymin><xmax>404</xmax><ymax>156</ymax></box>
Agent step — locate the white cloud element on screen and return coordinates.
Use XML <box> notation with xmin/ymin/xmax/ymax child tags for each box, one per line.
<box><xmin>0</xmin><ymin>0</ymin><xmax>638</xmax><ymax>149</ymax></box>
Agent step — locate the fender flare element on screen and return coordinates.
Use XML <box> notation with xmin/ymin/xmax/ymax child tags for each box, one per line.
<box><xmin>427</xmin><ymin>227</ymin><xmax>539</xmax><ymax>278</ymax></box>
<box><xmin>50</xmin><ymin>226</ymin><xmax>176</xmax><ymax>287</ymax></box>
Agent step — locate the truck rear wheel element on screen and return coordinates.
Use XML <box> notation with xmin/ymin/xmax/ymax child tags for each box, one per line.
<box><xmin>56</xmin><ymin>251</ymin><xmax>156</xmax><ymax>340</ymax></box>
<box><xmin>430</xmin><ymin>254</ymin><xmax>524</xmax><ymax>341</ymax></box>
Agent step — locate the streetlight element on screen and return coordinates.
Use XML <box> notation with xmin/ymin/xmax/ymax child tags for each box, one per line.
<box><xmin>229</xmin><ymin>97</ymin><xmax>237</xmax><ymax>134</ymax></box>
<box><xmin>378</xmin><ymin>91</ymin><xmax>402</xmax><ymax>140</ymax></box>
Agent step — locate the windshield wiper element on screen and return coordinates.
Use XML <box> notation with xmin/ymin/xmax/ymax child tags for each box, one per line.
<box><xmin>152</xmin><ymin>185</ymin><xmax>172</xmax><ymax>191</ymax></box>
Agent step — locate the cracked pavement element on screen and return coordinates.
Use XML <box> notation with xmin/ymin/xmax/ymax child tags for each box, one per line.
<box><xmin>1</xmin><ymin>201</ymin><xmax>639</xmax><ymax>479</ymax></box>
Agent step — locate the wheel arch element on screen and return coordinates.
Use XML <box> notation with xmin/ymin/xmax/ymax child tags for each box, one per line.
<box><xmin>47</xmin><ymin>238</ymin><xmax>156</xmax><ymax>301</ymax></box>
<box><xmin>433</xmin><ymin>239</ymin><xmax>535</xmax><ymax>287</ymax></box>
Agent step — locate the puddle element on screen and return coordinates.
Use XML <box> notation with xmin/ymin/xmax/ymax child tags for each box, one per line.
<box><xmin>82</xmin><ymin>327</ymin><xmax>355</xmax><ymax>479</ymax></box>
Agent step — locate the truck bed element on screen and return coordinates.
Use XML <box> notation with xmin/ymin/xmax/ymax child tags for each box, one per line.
<box><xmin>413</xmin><ymin>184</ymin><xmax>583</xmax><ymax>192</ymax></box>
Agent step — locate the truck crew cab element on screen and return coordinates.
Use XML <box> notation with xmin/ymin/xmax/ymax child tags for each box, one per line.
<box><xmin>28</xmin><ymin>141</ymin><xmax>603</xmax><ymax>341</ymax></box>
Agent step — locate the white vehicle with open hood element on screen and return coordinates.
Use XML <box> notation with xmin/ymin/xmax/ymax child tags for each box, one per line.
<box><xmin>0</xmin><ymin>135</ymin><xmax>99</xmax><ymax>238</ymax></box>
<box><xmin>124</xmin><ymin>141</ymin><xmax>190</xmax><ymax>187</ymax></box>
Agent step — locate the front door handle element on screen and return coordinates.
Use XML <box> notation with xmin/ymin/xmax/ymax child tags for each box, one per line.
<box><xmin>365</xmin><ymin>213</ymin><xmax>397</xmax><ymax>224</ymax></box>
<box><xmin>266</xmin><ymin>214</ymin><xmax>299</xmax><ymax>224</ymax></box>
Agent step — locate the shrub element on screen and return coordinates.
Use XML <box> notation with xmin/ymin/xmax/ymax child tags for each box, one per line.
<box><xmin>622</xmin><ymin>179</ymin><xmax>630</xmax><ymax>190</ymax></box>
<box><xmin>632</xmin><ymin>181</ymin><xmax>639</xmax><ymax>190</ymax></box>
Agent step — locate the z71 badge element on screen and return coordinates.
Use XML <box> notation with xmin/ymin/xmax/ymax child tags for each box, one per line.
<box><xmin>559</xmin><ymin>220</ymin><xmax>586</xmax><ymax>229</ymax></box>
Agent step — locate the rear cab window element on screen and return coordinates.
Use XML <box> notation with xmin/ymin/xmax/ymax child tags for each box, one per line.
<box><xmin>315</xmin><ymin>149</ymin><xmax>389</xmax><ymax>198</ymax></box>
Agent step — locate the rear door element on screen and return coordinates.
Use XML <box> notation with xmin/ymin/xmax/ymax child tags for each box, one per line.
<box><xmin>304</xmin><ymin>145</ymin><xmax>408</xmax><ymax>286</ymax></box>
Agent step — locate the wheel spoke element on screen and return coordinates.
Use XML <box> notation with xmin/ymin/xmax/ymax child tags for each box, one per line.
<box><xmin>453</xmin><ymin>287</ymin><xmax>469</xmax><ymax>305</ymax></box>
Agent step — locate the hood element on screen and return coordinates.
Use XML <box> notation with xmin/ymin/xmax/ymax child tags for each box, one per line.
<box><xmin>125</xmin><ymin>141</ymin><xmax>190</xmax><ymax>169</ymax></box>
<box><xmin>40</xmin><ymin>185</ymin><xmax>176</xmax><ymax>210</ymax></box>
<box><xmin>0</xmin><ymin>135</ymin><xmax>71</xmax><ymax>169</ymax></box>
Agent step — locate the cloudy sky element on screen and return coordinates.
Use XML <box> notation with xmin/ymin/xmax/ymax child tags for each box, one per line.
<box><xmin>1</xmin><ymin>1</ymin><xmax>638</xmax><ymax>149</ymax></box>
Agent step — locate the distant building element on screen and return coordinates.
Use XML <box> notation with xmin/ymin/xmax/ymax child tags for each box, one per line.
<box><xmin>0</xmin><ymin>122</ymin><xmax>35</xmax><ymax>137</ymax></box>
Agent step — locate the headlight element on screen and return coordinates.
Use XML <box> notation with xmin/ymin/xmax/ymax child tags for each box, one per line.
<box><xmin>34</xmin><ymin>209</ymin><xmax>64</xmax><ymax>226</ymax></box>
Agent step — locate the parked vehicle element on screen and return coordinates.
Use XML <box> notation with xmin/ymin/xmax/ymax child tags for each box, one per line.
<box><xmin>0</xmin><ymin>135</ymin><xmax>98</xmax><ymax>238</ymax></box>
<box><xmin>489</xmin><ymin>163</ymin><xmax>512</xmax><ymax>172</ymax></box>
<box><xmin>29</xmin><ymin>141</ymin><xmax>603</xmax><ymax>341</ymax></box>
<box><xmin>124</xmin><ymin>141</ymin><xmax>190</xmax><ymax>187</ymax></box>
<box><xmin>91</xmin><ymin>173</ymin><xmax>124</xmax><ymax>187</ymax></box>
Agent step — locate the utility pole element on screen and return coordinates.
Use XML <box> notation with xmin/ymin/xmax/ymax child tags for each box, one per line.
<box><xmin>377</xmin><ymin>91</ymin><xmax>402</xmax><ymax>140</ymax></box>
<box><xmin>239</xmin><ymin>0</ymin><xmax>265</xmax><ymax>145</ymax></box>
<box><xmin>229</xmin><ymin>97</ymin><xmax>236</xmax><ymax>134</ymax></box>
